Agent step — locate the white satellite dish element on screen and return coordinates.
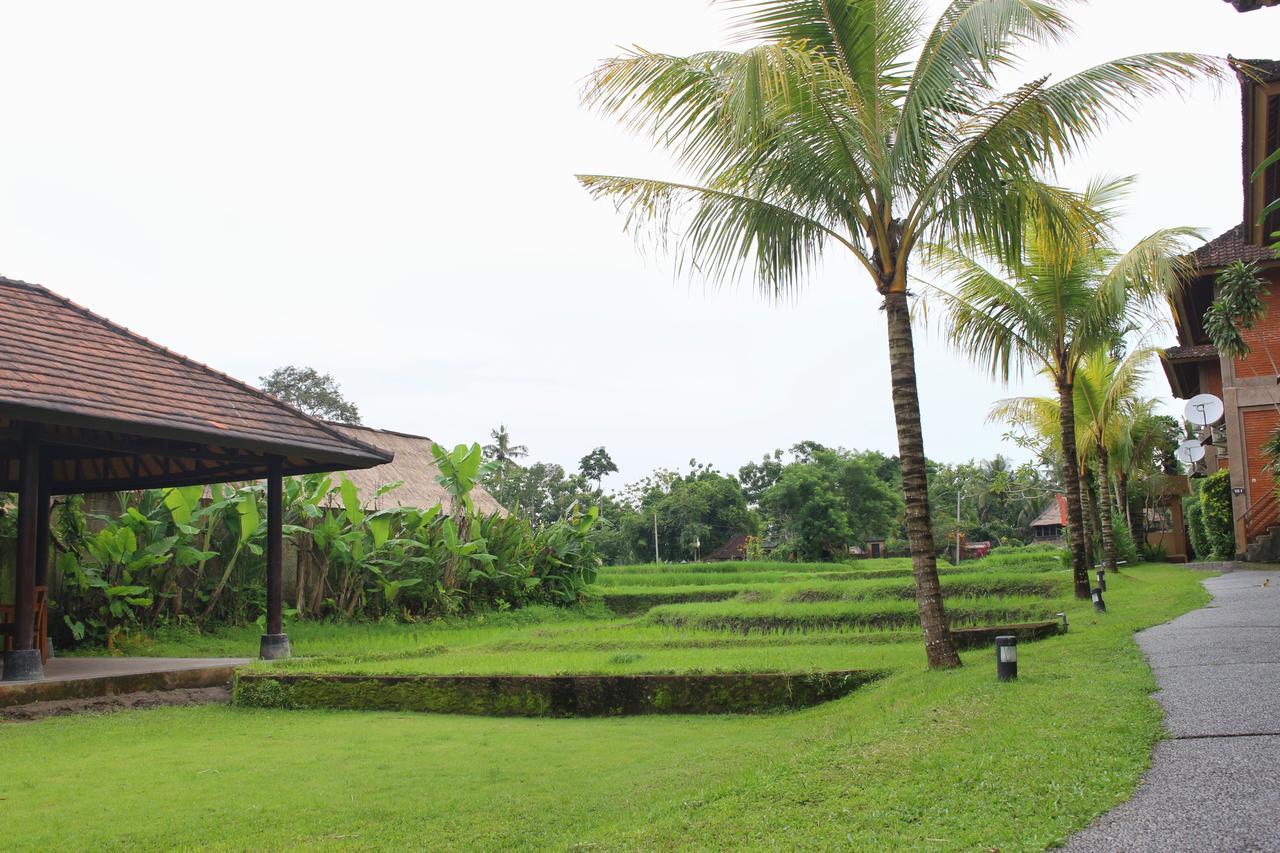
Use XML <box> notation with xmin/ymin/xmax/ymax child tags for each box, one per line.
<box><xmin>1175</xmin><ymin>439</ymin><xmax>1206</xmax><ymax>465</ymax></box>
<box><xmin>1184</xmin><ymin>394</ymin><xmax>1224</xmax><ymax>429</ymax></box>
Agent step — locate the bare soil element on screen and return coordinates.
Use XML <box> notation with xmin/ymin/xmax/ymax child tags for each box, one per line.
<box><xmin>0</xmin><ymin>686</ymin><xmax>229</xmax><ymax>722</ymax></box>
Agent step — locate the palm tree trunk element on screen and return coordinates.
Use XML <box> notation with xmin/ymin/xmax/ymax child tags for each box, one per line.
<box><xmin>884</xmin><ymin>290</ymin><xmax>960</xmax><ymax>669</ymax></box>
<box><xmin>1097</xmin><ymin>446</ymin><xmax>1117</xmax><ymax>572</ymax></box>
<box><xmin>1081</xmin><ymin>470</ymin><xmax>1097</xmax><ymax>566</ymax></box>
<box><xmin>1116</xmin><ymin>472</ymin><xmax>1132</xmax><ymax>534</ymax></box>
<box><xmin>1057</xmin><ymin>382</ymin><xmax>1091</xmax><ymax>598</ymax></box>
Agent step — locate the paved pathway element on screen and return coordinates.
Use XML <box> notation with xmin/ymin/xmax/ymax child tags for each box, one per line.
<box><xmin>1067</xmin><ymin>569</ymin><xmax>1280</xmax><ymax>852</ymax></box>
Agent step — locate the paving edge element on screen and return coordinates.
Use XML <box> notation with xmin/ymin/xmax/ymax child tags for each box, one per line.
<box><xmin>0</xmin><ymin>664</ymin><xmax>241</xmax><ymax>708</ymax></box>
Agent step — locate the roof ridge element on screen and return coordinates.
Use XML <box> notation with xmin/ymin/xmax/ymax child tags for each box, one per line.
<box><xmin>324</xmin><ymin>420</ymin><xmax>436</xmax><ymax>443</ymax></box>
<box><xmin>0</xmin><ymin>275</ymin><xmax>389</xmax><ymax>462</ymax></box>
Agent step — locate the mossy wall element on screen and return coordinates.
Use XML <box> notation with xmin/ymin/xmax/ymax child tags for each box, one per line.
<box><xmin>233</xmin><ymin>669</ymin><xmax>886</xmax><ymax>717</ymax></box>
<box><xmin>949</xmin><ymin>620</ymin><xmax>1060</xmax><ymax>649</ymax></box>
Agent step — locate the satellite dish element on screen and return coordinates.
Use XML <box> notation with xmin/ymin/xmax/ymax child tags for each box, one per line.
<box><xmin>1175</xmin><ymin>439</ymin><xmax>1206</xmax><ymax>465</ymax></box>
<box><xmin>1184</xmin><ymin>394</ymin><xmax>1224</xmax><ymax>428</ymax></box>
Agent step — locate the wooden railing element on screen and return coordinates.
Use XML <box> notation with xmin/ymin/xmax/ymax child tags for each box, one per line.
<box><xmin>1243</xmin><ymin>489</ymin><xmax>1280</xmax><ymax>543</ymax></box>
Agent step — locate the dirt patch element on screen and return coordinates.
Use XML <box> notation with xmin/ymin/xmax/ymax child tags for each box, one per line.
<box><xmin>0</xmin><ymin>686</ymin><xmax>229</xmax><ymax>722</ymax></box>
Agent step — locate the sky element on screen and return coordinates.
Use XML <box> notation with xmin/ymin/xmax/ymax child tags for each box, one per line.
<box><xmin>0</xmin><ymin>0</ymin><xmax>1276</xmax><ymax>490</ymax></box>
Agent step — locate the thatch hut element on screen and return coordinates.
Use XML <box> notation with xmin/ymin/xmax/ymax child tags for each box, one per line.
<box><xmin>319</xmin><ymin>423</ymin><xmax>506</xmax><ymax>516</ymax></box>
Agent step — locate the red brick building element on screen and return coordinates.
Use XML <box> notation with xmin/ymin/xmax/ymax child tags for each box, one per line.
<box><xmin>1163</xmin><ymin>57</ymin><xmax>1280</xmax><ymax>557</ymax></box>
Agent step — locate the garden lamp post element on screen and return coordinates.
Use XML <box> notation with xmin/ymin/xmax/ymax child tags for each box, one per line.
<box><xmin>996</xmin><ymin>635</ymin><xmax>1018</xmax><ymax>682</ymax></box>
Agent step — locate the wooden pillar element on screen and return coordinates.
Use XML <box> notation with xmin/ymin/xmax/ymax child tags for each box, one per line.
<box><xmin>4</xmin><ymin>425</ymin><xmax>43</xmax><ymax>680</ymax></box>
<box><xmin>34</xmin><ymin>454</ymin><xmax>51</xmax><ymax>660</ymax></box>
<box><xmin>34</xmin><ymin>454</ymin><xmax>51</xmax><ymax>588</ymax></box>
<box><xmin>259</xmin><ymin>455</ymin><xmax>290</xmax><ymax>660</ymax></box>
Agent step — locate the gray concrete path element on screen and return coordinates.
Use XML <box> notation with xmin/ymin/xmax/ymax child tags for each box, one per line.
<box><xmin>1066</xmin><ymin>569</ymin><xmax>1280</xmax><ymax>852</ymax></box>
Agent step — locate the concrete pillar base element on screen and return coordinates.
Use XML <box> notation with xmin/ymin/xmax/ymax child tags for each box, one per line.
<box><xmin>259</xmin><ymin>633</ymin><xmax>291</xmax><ymax>661</ymax></box>
<box><xmin>2</xmin><ymin>649</ymin><xmax>44</xmax><ymax>682</ymax></box>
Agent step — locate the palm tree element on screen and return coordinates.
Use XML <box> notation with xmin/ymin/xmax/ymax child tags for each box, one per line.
<box><xmin>578</xmin><ymin>0</ymin><xmax>1216</xmax><ymax>668</ymax></box>
<box><xmin>933</xmin><ymin>178</ymin><xmax>1198</xmax><ymax>597</ymax></box>
<box><xmin>1074</xmin><ymin>346</ymin><xmax>1156</xmax><ymax>572</ymax></box>
<box><xmin>484</xmin><ymin>425</ymin><xmax>528</xmax><ymax>499</ymax></box>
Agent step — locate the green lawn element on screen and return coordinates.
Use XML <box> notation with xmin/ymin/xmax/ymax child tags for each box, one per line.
<box><xmin>0</xmin><ymin>562</ymin><xmax>1211</xmax><ymax>850</ymax></box>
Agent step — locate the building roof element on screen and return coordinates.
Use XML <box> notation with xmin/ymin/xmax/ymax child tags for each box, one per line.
<box><xmin>1191</xmin><ymin>224</ymin><xmax>1278</xmax><ymax>268</ymax></box>
<box><xmin>1225</xmin><ymin>1</ymin><xmax>1280</xmax><ymax>12</ymax></box>
<box><xmin>703</xmin><ymin>533</ymin><xmax>750</xmax><ymax>562</ymax></box>
<box><xmin>1030</xmin><ymin>495</ymin><xmax>1067</xmax><ymax>529</ymax></box>
<box><xmin>318</xmin><ymin>423</ymin><xmax>506</xmax><ymax>516</ymax></box>
<box><xmin>0</xmin><ymin>276</ymin><xmax>391</xmax><ymax>493</ymax></box>
<box><xmin>1163</xmin><ymin>343</ymin><xmax>1220</xmax><ymax>362</ymax></box>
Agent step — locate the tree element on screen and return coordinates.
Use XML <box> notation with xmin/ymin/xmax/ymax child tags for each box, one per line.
<box><xmin>260</xmin><ymin>366</ymin><xmax>360</xmax><ymax>423</ymax></box>
<box><xmin>579</xmin><ymin>447</ymin><xmax>619</xmax><ymax>491</ymax></box>
<box><xmin>1074</xmin><ymin>346</ymin><xmax>1156</xmax><ymax>571</ymax></box>
<box><xmin>762</xmin><ymin>450</ymin><xmax>901</xmax><ymax>561</ymax></box>
<box><xmin>933</xmin><ymin>178</ymin><xmax>1198</xmax><ymax>597</ymax></box>
<box><xmin>738</xmin><ymin>450</ymin><xmax>785</xmax><ymax>506</ymax></box>
<box><xmin>579</xmin><ymin>0</ymin><xmax>1217</xmax><ymax>667</ymax></box>
<box><xmin>484</xmin><ymin>425</ymin><xmax>529</xmax><ymax>495</ymax></box>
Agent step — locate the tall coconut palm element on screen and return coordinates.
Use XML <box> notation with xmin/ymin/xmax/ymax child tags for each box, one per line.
<box><xmin>931</xmin><ymin>177</ymin><xmax>1199</xmax><ymax>597</ymax></box>
<box><xmin>578</xmin><ymin>0</ymin><xmax>1217</xmax><ymax>667</ymax></box>
<box><xmin>1074</xmin><ymin>346</ymin><xmax>1156</xmax><ymax>571</ymax></box>
<box><xmin>484</xmin><ymin>425</ymin><xmax>529</xmax><ymax>500</ymax></box>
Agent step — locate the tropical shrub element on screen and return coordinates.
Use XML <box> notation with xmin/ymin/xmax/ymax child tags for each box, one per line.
<box><xmin>1185</xmin><ymin>496</ymin><xmax>1208</xmax><ymax>561</ymax></box>
<box><xmin>1199</xmin><ymin>469</ymin><xmax>1235</xmax><ymax>560</ymax></box>
<box><xmin>5</xmin><ymin>443</ymin><xmax>601</xmax><ymax>650</ymax></box>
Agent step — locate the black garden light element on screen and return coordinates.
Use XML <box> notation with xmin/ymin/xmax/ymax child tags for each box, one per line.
<box><xmin>1096</xmin><ymin>569</ymin><xmax>1106</xmax><ymax>592</ymax></box>
<box><xmin>1092</xmin><ymin>587</ymin><xmax>1106</xmax><ymax>613</ymax></box>
<box><xmin>995</xmin><ymin>635</ymin><xmax>1018</xmax><ymax>681</ymax></box>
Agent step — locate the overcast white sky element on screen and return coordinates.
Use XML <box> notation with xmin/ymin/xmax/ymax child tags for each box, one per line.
<box><xmin>0</xmin><ymin>0</ymin><xmax>1276</xmax><ymax>488</ymax></box>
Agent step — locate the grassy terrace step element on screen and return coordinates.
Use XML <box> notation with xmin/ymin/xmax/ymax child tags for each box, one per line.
<box><xmin>599</xmin><ymin>559</ymin><xmax>912</xmax><ymax>576</ymax></box>
<box><xmin>597</xmin><ymin>572</ymin><xmax>1069</xmax><ymax>614</ymax></box>
<box><xmin>647</xmin><ymin>596</ymin><xmax>1056</xmax><ymax>634</ymax></box>
<box><xmin>233</xmin><ymin>668</ymin><xmax>887</xmax><ymax>716</ymax></box>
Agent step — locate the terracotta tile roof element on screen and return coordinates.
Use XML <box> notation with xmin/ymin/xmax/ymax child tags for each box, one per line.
<box><xmin>1163</xmin><ymin>343</ymin><xmax>1220</xmax><ymax>362</ymax></box>
<box><xmin>0</xmin><ymin>276</ymin><xmax>391</xmax><ymax>475</ymax></box>
<box><xmin>1191</xmin><ymin>224</ymin><xmax>1278</xmax><ymax>268</ymax></box>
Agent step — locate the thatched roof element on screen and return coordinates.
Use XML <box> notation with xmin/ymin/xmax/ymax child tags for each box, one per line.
<box><xmin>319</xmin><ymin>423</ymin><xmax>507</xmax><ymax>516</ymax></box>
<box><xmin>1031</xmin><ymin>495</ymin><xmax>1067</xmax><ymax>529</ymax></box>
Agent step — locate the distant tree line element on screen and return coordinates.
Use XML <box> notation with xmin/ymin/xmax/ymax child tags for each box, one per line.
<box><xmin>478</xmin><ymin>427</ymin><xmax>1138</xmax><ymax>566</ymax></box>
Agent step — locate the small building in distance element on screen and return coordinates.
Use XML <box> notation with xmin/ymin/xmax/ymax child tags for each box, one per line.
<box><xmin>320</xmin><ymin>423</ymin><xmax>505</xmax><ymax>516</ymax></box>
<box><xmin>1030</xmin><ymin>495</ymin><xmax>1068</xmax><ymax>544</ymax></box>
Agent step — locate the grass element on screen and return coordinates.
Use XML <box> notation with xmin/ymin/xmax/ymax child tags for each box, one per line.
<box><xmin>0</xmin><ymin>561</ymin><xmax>1213</xmax><ymax>850</ymax></box>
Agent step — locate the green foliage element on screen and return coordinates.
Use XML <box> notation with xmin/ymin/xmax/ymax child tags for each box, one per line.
<box><xmin>259</xmin><ymin>365</ymin><xmax>361</xmax><ymax>423</ymax></box>
<box><xmin>1199</xmin><ymin>469</ymin><xmax>1235</xmax><ymax>560</ymax></box>
<box><xmin>1110</xmin><ymin>516</ymin><xmax>1140</xmax><ymax>566</ymax></box>
<box><xmin>761</xmin><ymin>450</ymin><xmax>901</xmax><ymax>561</ymax></box>
<box><xmin>1185</xmin><ymin>496</ymin><xmax>1208</xmax><ymax>562</ymax></box>
<box><xmin>1203</xmin><ymin>262</ymin><xmax>1269</xmax><ymax>359</ymax></box>
<box><xmin>578</xmin><ymin>447</ymin><xmax>618</xmax><ymax>488</ymax></box>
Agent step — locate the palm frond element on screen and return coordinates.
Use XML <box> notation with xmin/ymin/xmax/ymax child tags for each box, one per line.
<box><xmin>1014</xmin><ymin>53</ymin><xmax>1227</xmax><ymax>167</ymax></box>
<box><xmin>576</xmin><ymin>174</ymin><xmax>869</xmax><ymax>294</ymax></box>
<box><xmin>894</xmin><ymin>0</ymin><xmax>1071</xmax><ymax>173</ymax></box>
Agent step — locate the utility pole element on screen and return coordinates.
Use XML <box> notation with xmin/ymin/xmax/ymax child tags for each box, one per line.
<box><xmin>955</xmin><ymin>488</ymin><xmax>963</xmax><ymax>566</ymax></box>
<box><xmin>653</xmin><ymin>509</ymin><xmax>660</xmax><ymax>564</ymax></box>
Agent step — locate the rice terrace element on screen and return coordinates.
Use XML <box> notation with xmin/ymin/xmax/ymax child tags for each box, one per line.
<box><xmin>1</xmin><ymin>0</ymin><xmax>1279</xmax><ymax>850</ymax></box>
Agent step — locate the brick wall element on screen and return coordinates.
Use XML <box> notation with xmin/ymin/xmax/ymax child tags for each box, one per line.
<box><xmin>1235</xmin><ymin>269</ymin><xmax>1280</xmax><ymax>379</ymax></box>
<box><xmin>1242</xmin><ymin>408</ymin><xmax>1280</xmax><ymax>500</ymax></box>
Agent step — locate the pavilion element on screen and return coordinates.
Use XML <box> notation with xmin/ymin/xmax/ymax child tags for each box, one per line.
<box><xmin>0</xmin><ymin>276</ymin><xmax>392</xmax><ymax>681</ymax></box>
